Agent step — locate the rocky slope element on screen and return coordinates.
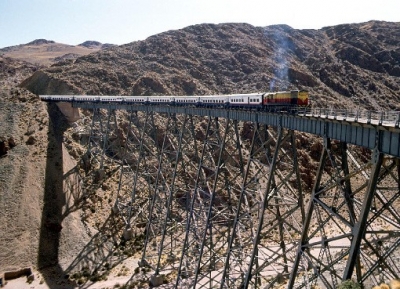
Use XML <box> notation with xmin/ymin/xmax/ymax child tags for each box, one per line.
<box><xmin>0</xmin><ymin>56</ymin><xmax>91</xmax><ymax>279</ymax></box>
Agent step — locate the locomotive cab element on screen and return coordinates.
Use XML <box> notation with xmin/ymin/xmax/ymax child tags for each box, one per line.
<box><xmin>297</xmin><ymin>90</ymin><xmax>309</xmax><ymax>106</ymax></box>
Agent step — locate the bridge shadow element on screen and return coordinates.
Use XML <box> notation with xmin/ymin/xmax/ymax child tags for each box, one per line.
<box><xmin>38</xmin><ymin>103</ymin><xmax>138</xmax><ymax>288</ymax></box>
<box><xmin>37</xmin><ymin>102</ymin><xmax>75</xmax><ymax>288</ymax></box>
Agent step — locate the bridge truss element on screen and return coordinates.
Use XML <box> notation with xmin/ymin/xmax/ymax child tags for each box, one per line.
<box><xmin>71</xmin><ymin>104</ymin><xmax>400</xmax><ymax>288</ymax></box>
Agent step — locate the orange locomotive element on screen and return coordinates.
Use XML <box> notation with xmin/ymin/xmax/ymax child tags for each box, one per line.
<box><xmin>263</xmin><ymin>90</ymin><xmax>309</xmax><ymax>106</ymax></box>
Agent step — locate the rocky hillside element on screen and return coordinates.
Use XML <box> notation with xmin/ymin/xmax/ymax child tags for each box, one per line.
<box><xmin>22</xmin><ymin>20</ymin><xmax>400</xmax><ymax>111</ymax></box>
<box><xmin>0</xmin><ymin>39</ymin><xmax>115</xmax><ymax>66</ymax></box>
<box><xmin>0</xmin><ymin>55</ymin><xmax>90</xmax><ymax>278</ymax></box>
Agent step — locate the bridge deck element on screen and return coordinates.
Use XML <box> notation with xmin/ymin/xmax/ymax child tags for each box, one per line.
<box><xmin>72</xmin><ymin>102</ymin><xmax>400</xmax><ymax>157</ymax></box>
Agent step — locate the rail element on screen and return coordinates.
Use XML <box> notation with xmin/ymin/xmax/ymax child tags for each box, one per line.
<box><xmin>297</xmin><ymin>107</ymin><xmax>400</xmax><ymax>127</ymax></box>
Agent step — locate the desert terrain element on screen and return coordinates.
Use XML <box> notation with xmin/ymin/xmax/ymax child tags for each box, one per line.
<box><xmin>1</xmin><ymin>20</ymin><xmax>400</xmax><ymax>288</ymax></box>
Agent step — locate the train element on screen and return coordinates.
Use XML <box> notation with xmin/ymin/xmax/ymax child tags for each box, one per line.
<box><xmin>39</xmin><ymin>90</ymin><xmax>309</xmax><ymax>110</ymax></box>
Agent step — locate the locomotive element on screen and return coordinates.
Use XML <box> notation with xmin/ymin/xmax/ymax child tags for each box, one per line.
<box><xmin>39</xmin><ymin>90</ymin><xmax>309</xmax><ymax>110</ymax></box>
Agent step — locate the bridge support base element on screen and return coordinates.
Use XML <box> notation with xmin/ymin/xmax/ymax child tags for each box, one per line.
<box><xmin>150</xmin><ymin>274</ymin><xmax>164</xmax><ymax>287</ymax></box>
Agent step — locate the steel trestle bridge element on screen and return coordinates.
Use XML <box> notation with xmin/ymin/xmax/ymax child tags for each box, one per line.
<box><xmin>45</xmin><ymin>97</ymin><xmax>400</xmax><ymax>288</ymax></box>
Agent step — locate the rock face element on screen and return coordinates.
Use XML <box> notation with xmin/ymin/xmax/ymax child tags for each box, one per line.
<box><xmin>78</xmin><ymin>40</ymin><xmax>103</xmax><ymax>48</ymax></box>
<box><xmin>21</xmin><ymin>20</ymin><xmax>400</xmax><ymax>111</ymax></box>
<box><xmin>78</xmin><ymin>40</ymin><xmax>115</xmax><ymax>49</ymax></box>
<box><xmin>55</xmin><ymin>102</ymin><xmax>81</xmax><ymax>123</ymax></box>
<box><xmin>27</xmin><ymin>39</ymin><xmax>56</xmax><ymax>45</ymax></box>
<box><xmin>0</xmin><ymin>136</ymin><xmax>16</xmax><ymax>156</ymax></box>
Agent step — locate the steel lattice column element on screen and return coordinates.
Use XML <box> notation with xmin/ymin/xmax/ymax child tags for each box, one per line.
<box><xmin>113</xmin><ymin>110</ymin><xmax>158</xmax><ymax>239</ymax></box>
<box><xmin>83</xmin><ymin>108</ymin><xmax>119</xmax><ymax>175</ymax></box>
<box><xmin>139</xmin><ymin>114</ymin><xmax>201</xmax><ymax>281</ymax></box>
<box><xmin>174</xmin><ymin>116</ymin><xmax>230</xmax><ymax>288</ymax></box>
<box><xmin>81</xmin><ymin>107</ymin><xmax>123</xmax><ymax>205</ymax></box>
<box><xmin>198</xmin><ymin>123</ymin><xmax>305</xmax><ymax>289</ymax></box>
<box><xmin>238</xmin><ymin>128</ymin><xmax>305</xmax><ymax>288</ymax></box>
<box><xmin>288</xmin><ymin>138</ymin><xmax>400</xmax><ymax>289</ymax></box>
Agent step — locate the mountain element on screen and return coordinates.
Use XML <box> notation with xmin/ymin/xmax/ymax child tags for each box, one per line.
<box><xmin>22</xmin><ymin>21</ymin><xmax>400</xmax><ymax>110</ymax></box>
<box><xmin>78</xmin><ymin>40</ymin><xmax>116</xmax><ymax>50</ymax></box>
<box><xmin>0</xmin><ymin>39</ymin><xmax>114</xmax><ymax>66</ymax></box>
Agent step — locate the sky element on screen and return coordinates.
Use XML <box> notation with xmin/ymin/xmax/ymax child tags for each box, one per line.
<box><xmin>0</xmin><ymin>0</ymin><xmax>399</xmax><ymax>48</ymax></box>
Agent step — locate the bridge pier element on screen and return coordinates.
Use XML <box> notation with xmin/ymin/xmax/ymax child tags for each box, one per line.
<box><xmin>289</xmin><ymin>138</ymin><xmax>400</xmax><ymax>288</ymax></box>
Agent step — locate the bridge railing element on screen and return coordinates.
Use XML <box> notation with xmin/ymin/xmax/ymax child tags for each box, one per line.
<box><xmin>296</xmin><ymin>107</ymin><xmax>400</xmax><ymax>127</ymax></box>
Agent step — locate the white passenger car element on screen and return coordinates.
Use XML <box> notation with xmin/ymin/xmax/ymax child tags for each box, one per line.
<box><xmin>174</xmin><ymin>96</ymin><xmax>200</xmax><ymax>105</ymax></box>
<box><xmin>74</xmin><ymin>95</ymin><xmax>101</xmax><ymax>102</ymax></box>
<box><xmin>124</xmin><ymin>96</ymin><xmax>148</xmax><ymax>103</ymax></box>
<box><xmin>198</xmin><ymin>95</ymin><xmax>229</xmax><ymax>107</ymax></box>
<box><xmin>100</xmin><ymin>96</ymin><xmax>123</xmax><ymax>102</ymax></box>
<box><xmin>228</xmin><ymin>93</ymin><xmax>263</xmax><ymax>107</ymax></box>
<box><xmin>148</xmin><ymin>96</ymin><xmax>175</xmax><ymax>104</ymax></box>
